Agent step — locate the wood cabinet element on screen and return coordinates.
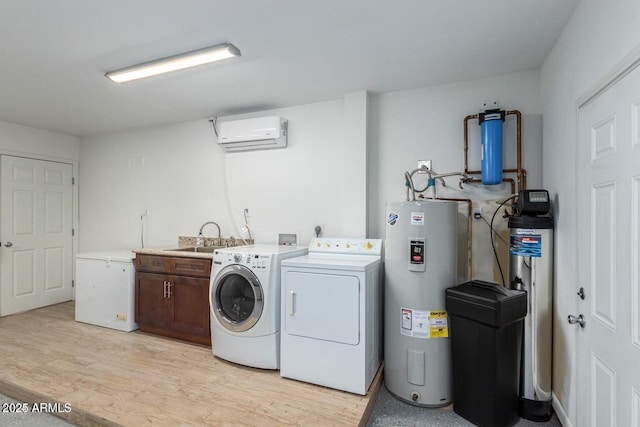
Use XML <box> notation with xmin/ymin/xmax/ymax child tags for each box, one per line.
<box><xmin>135</xmin><ymin>254</ymin><xmax>212</xmax><ymax>346</ymax></box>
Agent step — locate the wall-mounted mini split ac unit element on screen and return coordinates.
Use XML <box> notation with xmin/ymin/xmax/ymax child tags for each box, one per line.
<box><xmin>217</xmin><ymin>116</ymin><xmax>288</xmax><ymax>152</ymax></box>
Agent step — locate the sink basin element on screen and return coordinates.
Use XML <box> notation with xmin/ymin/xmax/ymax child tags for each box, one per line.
<box><xmin>164</xmin><ymin>246</ymin><xmax>221</xmax><ymax>253</ymax></box>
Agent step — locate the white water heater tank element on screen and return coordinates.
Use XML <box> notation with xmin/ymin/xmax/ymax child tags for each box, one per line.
<box><xmin>384</xmin><ymin>200</ymin><xmax>458</xmax><ymax>406</ymax></box>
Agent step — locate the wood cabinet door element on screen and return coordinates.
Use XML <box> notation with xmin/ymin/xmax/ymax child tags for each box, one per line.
<box><xmin>135</xmin><ymin>272</ymin><xmax>169</xmax><ymax>328</ymax></box>
<box><xmin>168</xmin><ymin>275</ymin><xmax>211</xmax><ymax>342</ymax></box>
<box><xmin>134</xmin><ymin>254</ymin><xmax>212</xmax><ymax>345</ymax></box>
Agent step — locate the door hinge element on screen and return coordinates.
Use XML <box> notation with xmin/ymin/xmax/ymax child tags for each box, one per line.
<box><xmin>72</xmin><ymin>177</ymin><xmax>75</xmax><ymax>185</ymax></box>
<box><xmin>72</xmin><ymin>280</ymin><xmax>75</xmax><ymax>288</ymax></box>
<box><xmin>72</xmin><ymin>229</ymin><xmax>75</xmax><ymax>236</ymax></box>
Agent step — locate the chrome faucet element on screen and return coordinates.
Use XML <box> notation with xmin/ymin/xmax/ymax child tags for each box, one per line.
<box><xmin>197</xmin><ymin>221</ymin><xmax>221</xmax><ymax>246</ymax></box>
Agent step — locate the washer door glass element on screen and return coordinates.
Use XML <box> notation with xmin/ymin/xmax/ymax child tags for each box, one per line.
<box><xmin>212</xmin><ymin>264</ymin><xmax>263</xmax><ymax>332</ymax></box>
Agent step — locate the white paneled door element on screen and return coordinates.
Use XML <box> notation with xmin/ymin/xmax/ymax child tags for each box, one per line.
<box><xmin>0</xmin><ymin>156</ymin><xmax>73</xmax><ymax>316</ymax></box>
<box><xmin>577</xmin><ymin>62</ymin><xmax>640</xmax><ymax>426</ymax></box>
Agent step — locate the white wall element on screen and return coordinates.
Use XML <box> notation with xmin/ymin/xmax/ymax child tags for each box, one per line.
<box><xmin>78</xmin><ymin>96</ymin><xmax>368</xmax><ymax>251</ymax></box>
<box><xmin>368</xmin><ymin>70</ymin><xmax>542</xmax><ymax>282</ymax></box>
<box><xmin>0</xmin><ymin>121</ymin><xmax>80</xmax><ymax>161</ymax></box>
<box><xmin>79</xmin><ymin>120</ymin><xmax>219</xmax><ymax>251</ymax></box>
<box><xmin>541</xmin><ymin>0</ymin><xmax>640</xmax><ymax>425</ymax></box>
<box><xmin>79</xmin><ymin>71</ymin><xmax>543</xmax><ymax>267</ymax></box>
<box><xmin>79</xmin><ymin>70</ymin><xmax>543</xmax><ymax>262</ymax></box>
<box><xmin>369</xmin><ymin>69</ymin><xmax>542</xmax><ymax>238</ymax></box>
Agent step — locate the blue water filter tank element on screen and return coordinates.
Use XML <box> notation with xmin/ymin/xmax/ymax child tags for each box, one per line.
<box><xmin>479</xmin><ymin>110</ymin><xmax>505</xmax><ymax>185</ymax></box>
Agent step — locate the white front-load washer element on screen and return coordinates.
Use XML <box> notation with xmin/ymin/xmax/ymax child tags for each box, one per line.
<box><xmin>280</xmin><ymin>238</ymin><xmax>383</xmax><ymax>395</ymax></box>
<box><xmin>209</xmin><ymin>244</ymin><xmax>307</xmax><ymax>369</ymax></box>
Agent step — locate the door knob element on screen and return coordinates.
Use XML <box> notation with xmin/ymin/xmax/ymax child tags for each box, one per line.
<box><xmin>568</xmin><ymin>314</ymin><xmax>586</xmax><ymax>328</ymax></box>
<box><xmin>3</xmin><ymin>241</ymin><xmax>12</xmax><ymax>247</ymax></box>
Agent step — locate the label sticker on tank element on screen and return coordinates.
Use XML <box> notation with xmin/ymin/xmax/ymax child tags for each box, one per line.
<box><xmin>514</xmin><ymin>228</ymin><xmax>536</xmax><ymax>235</ymax></box>
<box><xmin>410</xmin><ymin>212</ymin><xmax>424</xmax><ymax>225</ymax></box>
<box><xmin>401</xmin><ymin>308</ymin><xmax>448</xmax><ymax>339</ymax></box>
<box><xmin>429</xmin><ymin>311</ymin><xmax>449</xmax><ymax>338</ymax></box>
<box><xmin>509</xmin><ymin>233</ymin><xmax>542</xmax><ymax>257</ymax></box>
<box><xmin>387</xmin><ymin>211</ymin><xmax>399</xmax><ymax>226</ymax></box>
<box><xmin>401</xmin><ymin>308</ymin><xmax>412</xmax><ymax>330</ymax></box>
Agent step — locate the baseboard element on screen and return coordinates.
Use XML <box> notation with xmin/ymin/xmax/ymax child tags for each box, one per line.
<box><xmin>552</xmin><ymin>392</ymin><xmax>573</xmax><ymax>427</ymax></box>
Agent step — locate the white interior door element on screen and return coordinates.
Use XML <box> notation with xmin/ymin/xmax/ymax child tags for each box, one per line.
<box><xmin>577</xmin><ymin>63</ymin><xmax>640</xmax><ymax>426</ymax></box>
<box><xmin>0</xmin><ymin>155</ymin><xmax>73</xmax><ymax>316</ymax></box>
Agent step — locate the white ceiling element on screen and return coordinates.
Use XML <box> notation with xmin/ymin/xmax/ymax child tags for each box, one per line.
<box><xmin>0</xmin><ymin>0</ymin><xmax>579</xmax><ymax>137</ymax></box>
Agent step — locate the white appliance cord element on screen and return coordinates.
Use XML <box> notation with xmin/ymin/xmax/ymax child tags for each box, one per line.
<box><xmin>211</xmin><ymin>119</ymin><xmax>250</xmax><ymax>245</ymax></box>
<box><xmin>140</xmin><ymin>213</ymin><xmax>145</xmax><ymax>248</ymax></box>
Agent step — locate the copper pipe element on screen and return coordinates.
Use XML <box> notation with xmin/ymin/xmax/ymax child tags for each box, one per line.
<box><xmin>462</xmin><ymin>110</ymin><xmax>526</xmax><ymax>192</ymax></box>
<box><xmin>466</xmin><ymin>168</ymin><xmax>520</xmax><ymax>174</ymax></box>
<box><xmin>506</xmin><ymin>110</ymin><xmax>523</xmax><ymax>192</ymax></box>
<box><xmin>463</xmin><ymin>114</ymin><xmax>478</xmax><ymax>173</ymax></box>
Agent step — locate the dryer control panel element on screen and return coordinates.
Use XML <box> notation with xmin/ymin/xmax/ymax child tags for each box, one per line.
<box><xmin>308</xmin><ymin>238</ymin><xmax>383</xmax><ymax>255</ymax></box>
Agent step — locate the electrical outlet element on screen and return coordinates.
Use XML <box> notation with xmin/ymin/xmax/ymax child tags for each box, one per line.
<box><xmin>481</xmin><ymin>100</ymin><xmax>499</xmax><ymax>111</ymax></box>
<box><xmin>417</xmin><ymin>160</ymin><xmax>432</xmax><ymax>172</ymax></box>
<box><xmin>278</xmin><ymin>233</ymin><xmax>297</xmax><ymax>246</ymax></box>
<box><xmin>472</xmin><ymin>208</ymin><xmax>483</xmax><ymax>221</ymax></box>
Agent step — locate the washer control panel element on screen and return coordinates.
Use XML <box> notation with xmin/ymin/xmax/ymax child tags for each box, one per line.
<box><xmin>237</xmin><ymin>253</ymin><xmax>271</xmax><ymax>270</ymax></box>
<box><xmin>214</xmin><ymin>250</ymin><xmax>272</xmax><ymax>270</ymax></box>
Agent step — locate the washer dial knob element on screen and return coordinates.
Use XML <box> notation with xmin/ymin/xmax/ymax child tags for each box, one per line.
<box><xmin>233</xmin><ymin>253</ymin><xmax>243</xmax><ymax>263</ymax></box>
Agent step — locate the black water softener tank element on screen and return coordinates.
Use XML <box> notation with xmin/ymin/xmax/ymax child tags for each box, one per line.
<box><xmin>508</xmin><ymin>189</ymin><xmax>554</xmax><ymax>421</ymax></box>
<box><xmin>446</xmin><ymin>280</ymin><xmax>527</xmax><ymax>427</ymax></box>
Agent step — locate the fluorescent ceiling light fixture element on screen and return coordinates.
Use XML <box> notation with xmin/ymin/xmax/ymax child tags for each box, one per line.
<box><xmin>105</xmin><ymin>42</ymin><xmax>240</xmax><ymax>83</ymax></box>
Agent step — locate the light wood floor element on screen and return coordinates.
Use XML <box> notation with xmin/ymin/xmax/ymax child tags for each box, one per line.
<box><xmin>0</xmin><ymin>302</ymin><xmax>381</xmax><ymax>426</ymax></box>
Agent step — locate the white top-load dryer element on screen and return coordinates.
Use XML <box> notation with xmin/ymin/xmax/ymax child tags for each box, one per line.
<box><xmin>280</xmin><ymin>238</ymin><xmax>383</xmax><ymax>395</ymax></box>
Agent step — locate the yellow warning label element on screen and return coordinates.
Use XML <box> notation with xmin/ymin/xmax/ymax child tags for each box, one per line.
<box><xmin>429</xmin><ymin>311</ymin><xmax>449</xmax><ymax>338</ymax></box>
